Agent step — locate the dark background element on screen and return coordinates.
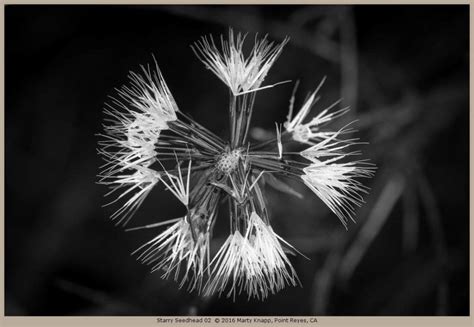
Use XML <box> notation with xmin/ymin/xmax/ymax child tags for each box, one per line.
<box><xmin>5</xmin><ymin>5</ymin><xmax>469</xmax><ymax>315</ymax></box>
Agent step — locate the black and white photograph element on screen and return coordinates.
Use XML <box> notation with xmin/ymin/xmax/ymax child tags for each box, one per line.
<box><xmin>5</xmin><ymin>4</ymin><xmax>470</xmax><ymax>317</ymax></box>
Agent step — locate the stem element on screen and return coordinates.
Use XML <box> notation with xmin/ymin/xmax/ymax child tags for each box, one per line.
<box><xmin>230</xmin><ymin>92</ymin><xmax>257</xmax><ymax>149</ymax></box>
<box><xmin>229</xmin><ymin>93</ymin><xmax>237</xmax><ymax>147</ymax></box>
<box><xmin>241</xmin><ymin>93</ymin><xmax>257</xmax><ymax>145</ymax></box>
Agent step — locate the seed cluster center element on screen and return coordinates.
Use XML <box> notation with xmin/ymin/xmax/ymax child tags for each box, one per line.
<box><xmin>216</xmin><ymin>149</ymin><xmax>241</xmax><ymax>174</ymax></box>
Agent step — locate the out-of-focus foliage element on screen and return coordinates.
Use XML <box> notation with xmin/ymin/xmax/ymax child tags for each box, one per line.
<box><xmin>5</xmin><ymin>5</ymin><xmax>469</xmax><ymax>315</ymax></box>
